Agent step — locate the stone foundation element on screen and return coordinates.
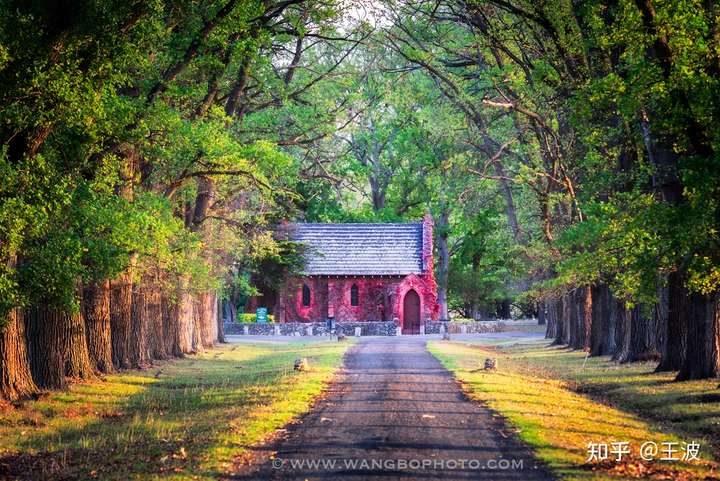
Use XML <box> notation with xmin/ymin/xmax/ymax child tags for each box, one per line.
<box><xmin>425</xmin><ymin>321</ymin><xmax>505</xmax><ymax>334</ymax></box>
<box><xmin>224</xmin><ymin>321</ymin><xmax>399</xmax><ymax>336</ymax></box>
<box><xmin>225</xmin><ymin>320</ymin><xmax>505</xmax><ymax>336</ymax></box>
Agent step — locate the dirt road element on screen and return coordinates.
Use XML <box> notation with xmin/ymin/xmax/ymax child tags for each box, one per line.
<box><xmin>232</xmin><ymin>337</ymin><xmax>553</xmax><ymax>480</ymax></box>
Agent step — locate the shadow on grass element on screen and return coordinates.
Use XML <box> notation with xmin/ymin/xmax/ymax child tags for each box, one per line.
<box><xmin>462</xmin><ymin>339</ymin><xmax>720</xmax><ymax>456</ymax></box>
<box><xmin>0</xmin><ymin>344</ymin><xmax>342</xmax><ymax>481</ymax></box>
<box><xmin>433</xmin><ymin>342</ymin><xmax>720</xmax><ymax>481</ymax></box>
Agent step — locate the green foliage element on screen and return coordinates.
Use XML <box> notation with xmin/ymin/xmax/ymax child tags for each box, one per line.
<box><xmin>236</xmin><ymin>313</ymin><xmax>275</xmax><ymax>323</ymax></box>
<box><xmin>0</xmin><ymin>0</ymin><xmax>356</xmax><ymax>324</ymax></box>
<box><xmin>386</xmin><ymin>0</ymin><xmax>720</xmax><ymax>308</ymax></box>
<box><xmin>2</xmin><ymin>0</ymin><xmax>718</xmax><ymax>328</ymax></box>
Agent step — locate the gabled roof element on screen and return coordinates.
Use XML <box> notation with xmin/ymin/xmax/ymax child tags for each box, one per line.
<box><xmin>288</xmin><ymin>222</ymin><xmax>424</xmax><ymax>276</ymax></box>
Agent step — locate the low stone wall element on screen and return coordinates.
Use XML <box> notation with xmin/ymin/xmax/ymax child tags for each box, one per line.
<box><xmin>225</xmin><ymin>319</ymin><xmax>506</xmax><ymax>336</ymax></box>
<box><xmin>224</xmin><ymin>321</ymin><xmax>399</xmax><ymax>336</ymax></box>
<box><xmin>425</xmin><ymin>320</ymin><xmax>505</xmax><ymax>335</ymax></box>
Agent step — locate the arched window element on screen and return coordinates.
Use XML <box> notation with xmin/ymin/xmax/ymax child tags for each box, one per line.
<box><xmin>302</xmin><ymin>284</ymin><xmax>311</xmax><ymax>307</ymax></box>
<box><xmin>350</xmin><ymin>284</ymin><xmax>359</xmax><ymax>306</ymax></box>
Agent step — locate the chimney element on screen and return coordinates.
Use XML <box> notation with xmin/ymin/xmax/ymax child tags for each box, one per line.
<box><xmin>422</xmin><ymin>212</ymin><xmax>434</xmax><ymax>273</ymax></box>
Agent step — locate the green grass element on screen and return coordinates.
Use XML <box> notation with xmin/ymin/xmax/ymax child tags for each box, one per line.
<box><xmin>429</xmin><ymin>337</ymin><xmax>720</xmax><ymax>481</ymax></box>
<box><xmin>0</xmin><ymin>339</ymin><xmax>353</xmax><ymax>480</ymax></box>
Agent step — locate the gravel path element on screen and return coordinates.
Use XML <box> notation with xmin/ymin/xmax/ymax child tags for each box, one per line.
<box><xmin>232</xmin><ymin>337</ymin><xmax>553</xmax><ymax>480</ymax></box>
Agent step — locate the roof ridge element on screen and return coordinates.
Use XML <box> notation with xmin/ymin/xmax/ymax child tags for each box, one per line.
<box><xmin>291</xmin><ymin>222</ymin><xmax>422</xmax><ymax>226</ymax></box>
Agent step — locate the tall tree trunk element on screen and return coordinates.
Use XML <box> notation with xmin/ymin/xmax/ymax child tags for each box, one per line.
<box><xmin>550</xmin><ymin>295</ymin><xmax>570</xmax><ymax>345</ymax></box>
<box><xmin>615</xmin><ymin>305</ymin><xmax>660</xmax><ymax>364</ymax></box>
<box><xmin>63</xmin><ymin>303</ymin><xmax>95</xmax><ymax>379</ymax></box>
<box><xmin>591</xmin><ymin>286</ymin><xmax>622</xmax><ymax>357</ymax></box>
<box><xmin>145</xmin><ymin>282</ymin><xmax>167</xmax><ymax>360</ymax></box>
<box><xmin>191</xmin><ymin>295</ymin><xmax>205</xmax><ymax>353</ymax></box>
<box><xmin>545</xmin><ymin>298</ymin><xmax>560</xmax><ymax>339</ymax></box>
<box><xmin>198</xmin><ymin>291</ymin><xmax>216</xmax><ymax>348</ymax></box>
<box><xmin>496</xmin><ymin>300</ymin><xmax>511</xmax><ymax>319</ymax></box>
<box><xmin>83</xmin><ymin>280</ymin><xmax>113</xmax><ymax>373</ymax></box>
<box><xmin>492</xmin><ymin>160</ymin><xmax>521</xmax><ymax>242</ymax></box>
<box><xmin>25</xmin><ymin>305</ymin><xmax>66</xmax><ymax>390</ymax></box>
<box><xmin>129</xmin><ymin>284</ymin><xmax>151</xmax><ymax>367</ymax></box>
<box><xmin>605</xmin><ymin>293</ymin><xmax>621</xmax><ymax>357</ymax></box>
<box><xmin>537</xmin><ymin>301</ymin><xmax>546</xmax><ymax>325</ymax></box>
<box><xmin>613</xmin><ymin>306</ymin><xmax>633</xmax><ymax>363</ymax></box>
<box><xmin>590</xmin><ymin>285</ymin><xmax>608</xmax><ymax>356</ymax></box>
<box><xmin>568</xmin><ymin>290</ymin><xmax>581</xmax><ymax>349</ymax></box>
<box><xmin>656</xmin><ymin>272</ymin><xmax>688</xmax><ymax>371</ymax></box>
<box><xmin>228</xmin><ymin>296</ymin><xmax>238</xmax><ymax>324</ymax></box>
<box><xmin>162</xmin><ymin>293</ymin><xmax>183</xmax><ymax>358</ymax></box>
<box><xmin>0</xmin><ymin>308</ymin><xmax>37</xmax><ymax>400</ymax></box>
<box><xmin>677</xmin><ymin>292</ymin><xmax>720</xmax><ymax>380</ymax></box>
<box><xmin>25</xmin><ymin>304</ymin><xmax>94</xmax><ymax>389</ymax></box>
<box><xmin>611</xmin><ymin>299</ymin><xmax>626</xmax><ymax>361</ymax></box>
<box><xmin>216</xmin><ymin>295</ymin><xmax>225</xmax><ymax>343</ymax></box>
<box><xmin>110</xmin><ymin>272</ymin><xmax>132</xmax><ymax>369</ymax></box>
<box><xmin>436</xmin><ymin>208</ymin><xmax>450</xmax><ymax>321</ymax></box>
<box><xmin>581</xmin><ymin>286</ymin><xmax>592</xmax><ymax>351</ymax></box>
<box><xmin>178</xmin><ymin>290</ymin><xmax>194</xmax><ymax>354</ymax></box>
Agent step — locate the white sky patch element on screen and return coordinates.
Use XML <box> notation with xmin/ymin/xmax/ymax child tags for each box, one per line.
<box><xmin>340</xmin><ymin>0</ymin><xmax>393</xmax><ymax>30</ymax></box>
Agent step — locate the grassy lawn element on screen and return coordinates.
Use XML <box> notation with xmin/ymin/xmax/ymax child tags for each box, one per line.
<box><xmin>0</xmin><ymin>338</ymin><xmax>353</xmax><ymax>480</ymax></box>
<box><xmin>429</xmin><ymin>335</ymin><xmax>720</xmax><ymax>481</ymax></box>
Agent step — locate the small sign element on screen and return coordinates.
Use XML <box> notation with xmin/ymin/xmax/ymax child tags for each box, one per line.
<box><xmin>256</xmin><ymin>307</ymin><xmax>268</xmax><ymax>323</ymax></box>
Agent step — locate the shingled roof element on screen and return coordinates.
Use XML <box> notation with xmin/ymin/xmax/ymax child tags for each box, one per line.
<box><xmin>289</xmin><ymin>223</ymin><xmax>425</xmax><ymax>276</ymax></box>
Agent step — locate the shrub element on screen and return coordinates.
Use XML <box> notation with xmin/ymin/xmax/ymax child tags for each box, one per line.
<box><xmin>236</xmin><ymin>313</ymin><xmax>275</xmax><ymax>323</ymax></box>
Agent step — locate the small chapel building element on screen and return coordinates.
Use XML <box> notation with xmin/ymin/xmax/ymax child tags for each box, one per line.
<box><xmin>274</xmin><ymin>214</ymin><xmax>439</xmax><ymax>334</ymax></box>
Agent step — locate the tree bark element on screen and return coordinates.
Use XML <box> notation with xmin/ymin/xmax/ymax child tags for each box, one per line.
<box><xmin>436</xmin><ymin>208</ymin><xmax>450</xmax><ymax>321</ymax></box>
<box><xmin>129</xmin><ymin>284</ymin><xmax>151</xmax><ymax>367</ymax></box>
<box><xmin>145</xmin><ymin>282</ymin><xmax>167</xmax><ymax>360</ymax></box>
<box><xmin>656</xmin><ymin>272</ymin><xmax>687</xmax><ymax>371</ymax></box>
<box><xmin>25</xmin><ymin>305</ymin><xmax>66</xmax><ymax>390</ymax></box>
<box><xmin>568</xmin><ymin>290</ymin><xmax>581</xmax><ymax>349</ymax></box>
<box><xmin>178</xmin><ymin>290</ymin><xmax>194</xmax><ymax>354</ymax></box>
<box><xmin>605</xmin><ymin>293</ymin><xmax>621</xmax><ymax>357</ymax></box>
<box><xmin>25</xmin><ymin>303</ymin><xmax>94</xmax><ymax>389</ymax></box>
<box><xmin>216</xmin><ymin>295</ymin><xmax>226</xmax><ymax>343</ymax></box>
<box><xmin>613</xmin><ymin>306</ymin><xmax>633</xmax><ymax>363</ymax></box>
<box><xmin>63</xmin><ymin>303</ymin><xmax>95</xmax><ymax>379</ymax></box>
<box><xmin>492</xmin><ymin>160</ymin><xmax>522</xmax><ymax>242</ymax></box>
<box><xmin>677</xmin><ymin>292</ymin><xmax>720</xmax><ymax>380</ymax></box>
<box><xmin>545</xmin><ymin>298</ymin><xmax>559</xmax><ymax>339</ymax></box>
<box><xmin>191</xmin><ymin>295</ymin><xmax>205</xmax><ymax>353</ymax></box>
<box><xmin>590</xmin><ymin>285</ymin><xmax>608</xmax><ymax>356</ymax></box>
<box><xmin>614</xmin><ymin>305</ymin><xmax>660</xmax><ymax>364</ymax></box>
<box><xmin>550</xmin><ymin>295</ymin><xmax>570</xmax><ymax>345</ymax></box>
<box><xmin>611</xmin><ymin>298</ymin><xmax>626</xmax><ymax>361</ymax></box>
<box><xmin>110</xmin><ymin>273</ymin><xmax>132</xmax><ymax>368</ymax></box>
<box><xmin>560</xmin><ymin>294</ymin><xmax>571</xmax><ymax>345</ymax></box>
<box><xmin>82</xmin><ymin>280</ymin><xmax>113</xmax><ymax>373</ymax></box>
<box><xmin>0</xmin><ymin>308</ymin><xmax>37</xmax><ymax>400</ymax></box>
<box><xmin>228</xmin><ymin>298</ymin><xmax>237</xmax><ymax>324</ymax></box>
<box><xmin>581</xmin><ymin>286</ymin><xmax>592</xmax><ymax>351</ymax></box>
<box><xmin>162</xmin><ymin>293</ymin><xmax>183</xmax><ymax>358</ymax></box>
<box><xmin>537</xmin><ymin>301</ymin><xmax>546</xmax><ymax>325</ymax></box>
<box><xmin>590</xmin><ymin>285</ymin><xmax>622</xmax><ymax>357</ymax></box>
<box><xmin>496</xmin><ymin>300</ymin><xmax>511</xmax><ymax>319</ymax></box>
<box><xmin>198</xmin><ymin>291</ymin><xmax>216</xmax><ymax>348</ymax></box>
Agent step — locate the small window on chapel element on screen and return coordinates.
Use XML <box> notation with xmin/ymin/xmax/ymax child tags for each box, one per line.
<box><xmin>302</xmin><ymin>284</ymin><xmax>311</xmax><ymax>307</ymax></box>
<box><xmin>350</xmin><ymin>284</ymin><xmax>359</xmax><ymax>306</ymax></box>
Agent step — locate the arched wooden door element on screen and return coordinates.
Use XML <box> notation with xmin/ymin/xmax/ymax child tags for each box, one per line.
<box><xmin>402</xmin><ymin>289</ymin><xmax>421</xmax><ymax>335</ymax></box>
